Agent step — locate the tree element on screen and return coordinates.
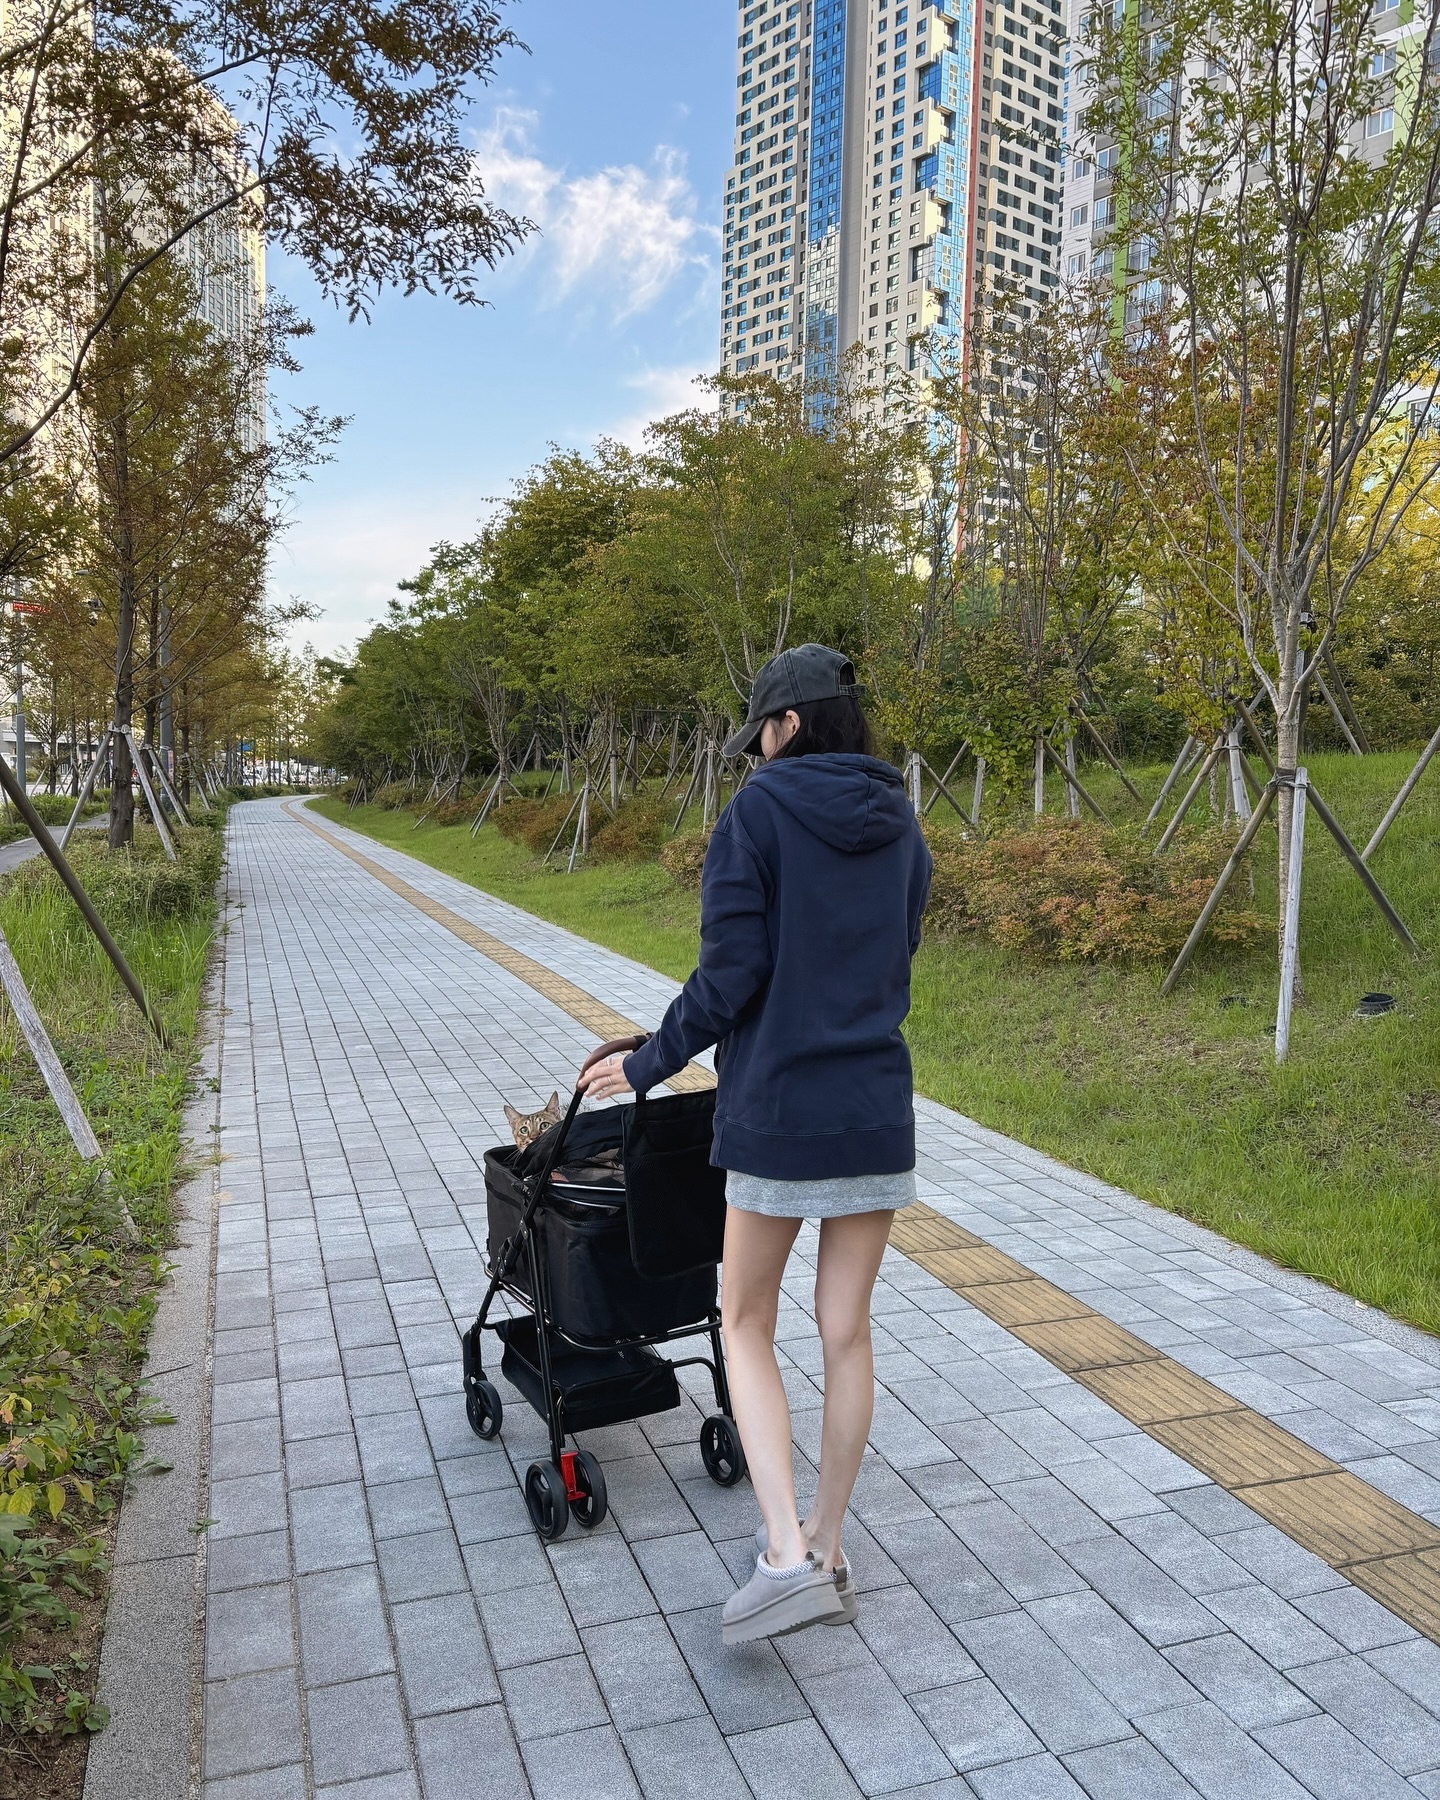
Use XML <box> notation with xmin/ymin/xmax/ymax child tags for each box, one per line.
<box><xmin>1081</xmin><ymin>0</ymin><xmax>1440</xmax><ymax>915</ymax></box>
<box><xmin>0</xmin><ymin>0</ymin><xmax>532</xmax><ymax>470</ymax></box>
<box><xmin>923</xmin><ymin>286</ymin><xmax>1143</xmax><ymax>799</ymax></box>
<box><xmin>73</xmin><ymin>244</ymin><xmax>337</xmax><ymax>842</ymax></box>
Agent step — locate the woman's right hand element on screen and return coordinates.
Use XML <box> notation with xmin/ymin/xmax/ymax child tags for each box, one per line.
<box><xmin>577</xmin><ymin>1053</ymin><xmax>634</xmax><ymax>1102</ymax></box>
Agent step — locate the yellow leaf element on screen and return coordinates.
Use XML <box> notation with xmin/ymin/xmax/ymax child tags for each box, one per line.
<box><xmin>73</xmin><ymin>1480</ymin><xmax>94</xmax><ymax>1506</ymax></box>
<box><xmin>46</xmin><ymin>1482</ymin><xmax>65</xmax><ymax>1519</ymax></box>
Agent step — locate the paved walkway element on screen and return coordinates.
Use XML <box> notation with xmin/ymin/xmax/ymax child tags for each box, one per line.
<box><xmin>0</xmin><ymin>812</ymin><xmax>105</xmax><ymax>875</ymax></box>
<box><xmin>200</xmin><ymin>798</ymin><xmax>1440</xmax><ymax>1800</ymax></box>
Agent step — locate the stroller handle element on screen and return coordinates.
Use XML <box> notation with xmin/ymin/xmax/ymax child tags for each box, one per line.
<box><xmin>578</xmin><ymin>1033</ymin><xmax>649</xmax><ymax>1083</ymax></box>
<box><xmin>515</xmin><ymin>1034</ymin><xmax>650</xmax><ymax>1219</ymax></box>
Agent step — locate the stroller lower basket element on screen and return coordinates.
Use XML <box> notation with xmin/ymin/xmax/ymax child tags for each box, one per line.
<box><xmin>497</xmin><ymin>1315</ymin><xmax>680</xmax><ymax>1433</ymax></box>
<box><xmin>484</xmin><ymin>1144</ymin><xmax>716</xmax><ymax>1341</ymax></box>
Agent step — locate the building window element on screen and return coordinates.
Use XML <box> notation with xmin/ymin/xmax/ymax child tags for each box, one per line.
<box><xmin>1070</xmin><ymin>202</ymin><xmax>1088</xmax><ymax>226</ymax></box>
<box><xmin>1365</xmin><ymin>106</ymin><xmax>1394</xmax><ymax>136</ymax></box>
<box><xmin>1067</xmin><ymin>252</ymin><xmax>1083</xmax><ymax>274</ymax></box>
<box><xmin>1096</xmin><ymin>144</ymin><xmax>1119</xmax><ymax>173</ymax></box>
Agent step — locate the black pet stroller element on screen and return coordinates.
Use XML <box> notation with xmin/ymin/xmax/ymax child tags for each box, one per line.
<box><xmin>461</xmin><ymin>1035</ymin><xmax>746</xmax><ymax>1540</ymax></box>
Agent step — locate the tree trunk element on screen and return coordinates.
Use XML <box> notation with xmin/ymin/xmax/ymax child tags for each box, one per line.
<box><xmin>179</xmin><ymin>684</ymin><xmax>191</xmax><ymax>802</ymax></box>
<box><xmin>108</xmin><ymin>408</ymin><xmax>137</xmax><ymax>850</ymax></box>
<box><xmin>46</xmin><ymin>675</ymin><xmax>57</xmax><ymax>793</ymax></box>
<box><xmin>1273</xmin><ymin>635</ymin><xmax>1303</xmax><ymax>979</ymax></box>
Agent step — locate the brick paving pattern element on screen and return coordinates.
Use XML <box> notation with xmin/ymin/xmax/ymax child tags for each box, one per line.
<box><xmin>201</xmin><ymin>799</ymin><xmax>1440</xmax><ymax>1798</ymax></box>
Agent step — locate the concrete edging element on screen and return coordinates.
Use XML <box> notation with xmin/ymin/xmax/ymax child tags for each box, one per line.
<box><xmin>82</xmin><ymin>870</ymin><xmax>229</xmax><ymax>1800</ymax></box>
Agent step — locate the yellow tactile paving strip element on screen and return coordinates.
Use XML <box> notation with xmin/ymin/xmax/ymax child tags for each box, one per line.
<box><xmin>290</xmin><ymin>803</ymin><xmax>1440</xmax><ymax>1645</ymax></box>
<box><xmin>896</xmin><ymin>1199</ymin><xmax>1440</xmax><ymax>1644</ymax></box>
<box><xmin>289</xmin><ymin>805</ymin><xmax>715</xmax><ymax>1095</ymax></box>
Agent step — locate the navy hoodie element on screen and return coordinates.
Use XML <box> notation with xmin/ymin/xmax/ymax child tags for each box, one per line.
<box><xmin>623</xmin><ymin>753</ymin><xmax>933</xmax><ymax>1180</ymax></box>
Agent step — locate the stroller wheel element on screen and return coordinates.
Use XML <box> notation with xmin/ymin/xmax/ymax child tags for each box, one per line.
<box><xmin>569</xmin><ymin>1450</ymin><xmax>608</xmax><ymax>1530</ymax></box>
<box><xmin>524</xmin><ymin>1460</ymin><xmax>570</xmax><ymax>1541</ymax></box>
<box><xmin>700</xmin><ymin>1414</ymin><xmax>747</xmax><ymax>1487</ymax></box>
<box><xmin>466</xmin><ymin>1378</ymin><xmax>504</xmax><ymax>1440</ymax></box>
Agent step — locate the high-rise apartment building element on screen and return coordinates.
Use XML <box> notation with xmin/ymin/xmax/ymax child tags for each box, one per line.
<box><xmin>720</xmin><ymin>0</ymin><xmax>1068</xmax><ymax>398</ymax></box>
<box><xmin>1058</xmin><ymin>0</ymin><xmax>1426</xmax><ymax>329</ymax></box>
<box><xmin>174</xmin><ymin>84</ymin><xmax>268</xmax><ymax>451</ymax></box>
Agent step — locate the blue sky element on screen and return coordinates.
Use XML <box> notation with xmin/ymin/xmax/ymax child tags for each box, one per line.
<box><xmin>269</xmin><ymin>1</ymin><xmax>733</xmax><ymax>659</ymax></box>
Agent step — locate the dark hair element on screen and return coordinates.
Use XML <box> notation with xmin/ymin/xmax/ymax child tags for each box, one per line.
<box><xmin>768</xmin><ymin>694</ymin><xmax>874</xmax><ymax>759</ymax></box>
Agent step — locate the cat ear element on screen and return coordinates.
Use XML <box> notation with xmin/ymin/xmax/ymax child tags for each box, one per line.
<box><xmin>545</xmin><ymin>1093</ymin><xmax>560</xmax><ymax>1113</ymax></box>
<box><xmin>503</xmin><ymin>1103</ymin><xmax>521</xmax><ymax>1127</ymax></box>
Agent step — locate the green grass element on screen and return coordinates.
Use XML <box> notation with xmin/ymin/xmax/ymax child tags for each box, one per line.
<box><xmin>315</xmin><ymin>751</ymin><xmax>1440</xmax><ymax>1334</ymax></box>
<box><xmin>0</xmin><ymin>823</ymin><xmax>220</xmax><ymax>1765</ymax></box>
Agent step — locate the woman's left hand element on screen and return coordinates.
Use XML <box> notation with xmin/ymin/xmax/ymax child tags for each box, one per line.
<box><xmin>578</xmin><ymin>1053</ymin><xmax>635</xmax><ymax>1102</ymax></box>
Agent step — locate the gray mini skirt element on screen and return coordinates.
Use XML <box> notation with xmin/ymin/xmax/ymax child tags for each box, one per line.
<box><xmin>725</xmin><ymin>1168</ymin><xmax>917</xmax><ymax>1220</ymax></box>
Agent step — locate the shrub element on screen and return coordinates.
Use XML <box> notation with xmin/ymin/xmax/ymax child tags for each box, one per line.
<box><xmin>924</xmin><ymin>816</ymin><xmax>1266</xmax><ymax>963</ymax></box>
<box><xmin>371</xmin><ymin>781</ymin><xmax>420</xmax><ymax>811</ymax></box>
<box><xmin>493</xmin><ymin>792</ymin><xmax>581</xmax><ymax>855</ymax></box>
<box><xmin>0</xmin><ymin>1190</ymin><xmax>160</xmax><ymax>1738</ymax></box>
<box><xmin>5</xmin><ymin>826</ymin><xmax>222</xmax><ymax>924</ymax></box>
<box><xmin>428</xmin><ymin>796</ymin><xmax>478</xmax><ymax>827</ymax></box>
<box><xmin>20</xmin><ymin>794</ymin><xmax>82</xmax><ymax>826</ymax></box>
<box><xmin>590</xmin><ymin>793</ymin><xmax>669</xmax><ymax>862</ymax></box>
<box><xmin>659</xmin><ymin>829</ymin><xmax>712</xmax><ymax>891</ymax></box>
<box><xmin>0</xmin><ymin>792</ymin><xmax>105</xmax><ymax>840</ymax></box>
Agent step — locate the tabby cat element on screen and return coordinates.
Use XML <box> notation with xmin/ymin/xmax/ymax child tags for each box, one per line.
<box><xmin>504</xmin><ymin>1093</ymin><xmax>562</xmax><ymax>1151</ymax></box>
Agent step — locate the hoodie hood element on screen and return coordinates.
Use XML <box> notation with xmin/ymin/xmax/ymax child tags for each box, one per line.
<box><xmin>747</xmin><ymin>753</ymin><xmax>914</xmax><ymax>854</ymax></box>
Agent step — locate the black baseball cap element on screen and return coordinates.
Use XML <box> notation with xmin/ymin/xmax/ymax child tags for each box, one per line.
<box><xmin>721</xmin><ymin>644</ymin><xmax>863</xmax><ymax>759</ymax></box>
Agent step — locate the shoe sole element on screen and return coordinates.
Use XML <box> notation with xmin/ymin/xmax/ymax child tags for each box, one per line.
<box><xmin>756</xmin><ymin>1526</ymin><xmax>858</xmax><ymax>1626</ymax></box>
<box><xmin>721</xmin><ymin>1581</ymin><xmax>845</xmax><ymax>1645</ymax></box>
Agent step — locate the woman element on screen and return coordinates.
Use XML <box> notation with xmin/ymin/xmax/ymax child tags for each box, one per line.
<box><xmin>579</xmin><ymin>644</ymin><xmax>932</xmax><ymax>1645</ymax></box>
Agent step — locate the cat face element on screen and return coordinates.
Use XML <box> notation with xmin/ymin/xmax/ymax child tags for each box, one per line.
<box><xmin>504</xmin><ymin>1092</ymin><xmax>562</xmax><ymax>1150</ymax></box>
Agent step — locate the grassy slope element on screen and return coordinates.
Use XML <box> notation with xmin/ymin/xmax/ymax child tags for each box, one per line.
<box><xmin>314</xmin><ymin>753</ymin><xmax>1440</xmax><ymax>1334</ymax></box>
<box><xmin>0</xmin><ymin>826</ymin><xmax>220</xmax><ymax>1793</ymax></box>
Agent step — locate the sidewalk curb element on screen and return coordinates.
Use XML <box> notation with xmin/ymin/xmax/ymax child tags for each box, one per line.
<box><xmin>82</xmin><ymin>881</ymin><xmax>227</xmax><ymax>1800</ymax></box>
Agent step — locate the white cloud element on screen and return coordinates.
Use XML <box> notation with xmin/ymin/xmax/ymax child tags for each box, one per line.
<box><xmin>607</xmin><ymin>363</ymin><xmax>714</xmax><ymax>448</ymax></box>
<box><xmin>270</xmin><ymin>487</ymin><xmax>485</xmax><ymax>659</ymax></box>
<box><xmin>476</xmin><ymin>109</ymin><xmax>713</xmax><ymax>320</ymax></box>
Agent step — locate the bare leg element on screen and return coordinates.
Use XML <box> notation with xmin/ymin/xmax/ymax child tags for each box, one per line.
<box><xmin>721</xmin><ymin>1206</ymin><xmax>806</xmax><ymax>1567</ymax></box>
<box><xmin>804</xmin><ymin>1210</ymin><xmax>895</xmax><ymax>1571</ymax></box>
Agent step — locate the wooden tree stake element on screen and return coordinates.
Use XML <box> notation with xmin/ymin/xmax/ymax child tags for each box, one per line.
<box><xmin>0</xmin><ymin>751</ymin><xmax>168</xmax><ymax>1043</ymax></box>
<box><xmin>1315</xmin><ymin>674</ymin><xmax>1363</xmax><ymax>756</ymax></box>
<box><xmin>1145</xmin><ymin>734</ymin><xmax>1197</xmax><ymax>829</ymax></box>
<box><xmin>61</xmin><ymin>726</ymin><xmax>113</xmax><ymax>851</ymax></box>
<box><xmin>124</xmin><ymin>730</ymin><xmax>177</xmax><ymax>860</ymax></box>
<box><xmin>1041</xmin><ymin>736</ymin><xmax>1109</xmax><ymax>823</ymax></box>
<box><xmin>1363</xmin><ymin>719</ymin><xmax>1440</xmax><ymax>864</ymax></box>
<box><xmin>921</xmin><ymin>743</ymin><xmax>968</xmax><ymax>817</ymax></box>
<box><xmin>0</xmin><ymin>927</ymin><xmax>138</xmax><ymax>1241</ymax></box>
<box><xmin>1152</xmin><ymin>735</ymin><xmax>1226</xmax><ymax>854</ymax></box>
<box><xmin>1305</xmin><ymin>781</ymin><xmax>1418</xmax><ymax>957</ymax></box>
<box><xmin>918</xmin><ymin>758</ymin><xmax>976</xmax><ymax>832</ymax></box>
<box><xmin>1160</xmin><ymin>781</ymin><xmax>1277</xmax><ymax>997</ymax></box>
<box><xmin>1075</xmin><ymin>711</ymin><xmax>1144</xmax><ymax>804</ymax></box>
